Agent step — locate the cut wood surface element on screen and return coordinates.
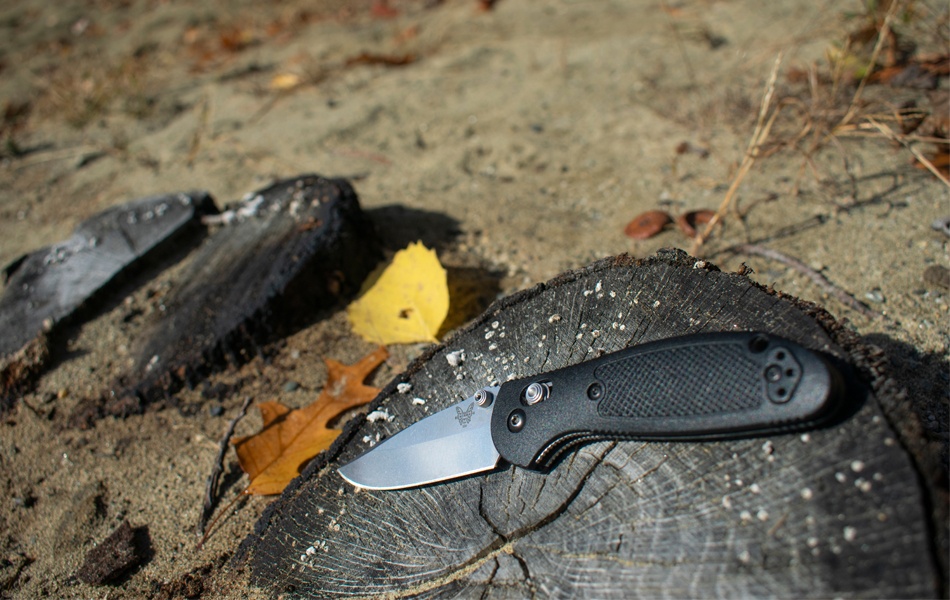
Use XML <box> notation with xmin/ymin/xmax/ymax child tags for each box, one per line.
<box><xmin>240</xmin><ymin>250</ymin><xmax>939</xmax><ymax>598</ymax></box>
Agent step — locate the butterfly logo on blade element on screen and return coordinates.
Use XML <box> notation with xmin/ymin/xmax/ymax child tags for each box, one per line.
<box><xmin>454</xmin><ymin>403</ymin><xmax>475</xmax><ymax>427</ymax></box>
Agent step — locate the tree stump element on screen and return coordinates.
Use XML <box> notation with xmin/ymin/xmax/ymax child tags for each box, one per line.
<box><xmin>239</xmin><ymin>250</ymin><xmax>940</xmax><ymax>598</ymax></box>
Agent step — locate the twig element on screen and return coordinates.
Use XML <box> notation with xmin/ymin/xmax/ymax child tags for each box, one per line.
<box><xmin>865</xmin><ymin>118</ymin><xmax>950</xmax><ymax>188</ymax></box>
<box><xmin>197</xmin><ymin>396</ymin><xmax>253</xmax><ymax>537</ymax></box>
<box><xmin>730</xmin><ymin>243</ymin><xmax>880</xmax><ymax>319</ymax></box>
<box><xmin>691</xmin><ymin>53</ymin><xmax>783</xmax><ymax>256</ymax></box>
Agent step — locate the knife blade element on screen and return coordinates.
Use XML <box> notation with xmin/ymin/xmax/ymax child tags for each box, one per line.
<box><xmin>339</xmin><ymin>331</ymin><xmax>845</xmax><ymax>490</ymax></box>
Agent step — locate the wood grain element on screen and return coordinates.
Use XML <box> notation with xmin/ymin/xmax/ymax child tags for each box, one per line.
<box><xmin>240</xmin><ymin>250</ymin><xmax>939</xmax><ymax>598</ymax></box>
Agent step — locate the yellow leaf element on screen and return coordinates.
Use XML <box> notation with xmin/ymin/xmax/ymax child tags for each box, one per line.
<box><xmin>347</xmin><ymin>242</ymin><xmax>449</xmax><ymax>345</ymax></box>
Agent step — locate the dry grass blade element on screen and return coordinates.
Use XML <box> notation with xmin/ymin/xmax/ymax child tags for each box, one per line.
<box><xmin>865</xmin><ymin>118</ymin><xmax>950</xmax><ymax>188</ymax></box>
<box><xmin>836</xmin><ymin>0</ymin><xmax>899</xmax><ymax>133</ymax></box>
<box><xmin>690</xmin><ymin>53</ymin><xmax>783</xmax><ymax>256</ymax></box>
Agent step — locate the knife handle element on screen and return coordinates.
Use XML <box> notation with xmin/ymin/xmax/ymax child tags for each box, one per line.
<box><xmin>489</xmin><ymin>332</ymin><xmax>845</xmax><ymax>468</ymax></box>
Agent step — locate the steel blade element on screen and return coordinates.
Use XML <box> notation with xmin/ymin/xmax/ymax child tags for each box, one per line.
<box><xmin>339</xmin><ymin>387</ymin><xmax>500</xmax><ymax>490</ymax></box>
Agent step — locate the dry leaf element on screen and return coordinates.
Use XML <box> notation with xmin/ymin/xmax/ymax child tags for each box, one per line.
<box><xmin>269</xmin><ymin>72</ymin><xmax>302</xmax><ymax>91</ymax></box>
<box><xmin>676</xmin><ymin>210</ymin><xmax>717</xmax><ymax>238</ymax></box>
<box><xmin>233</xmin><ymin>347</ymin><xmax>388</xmax><ymax>495</ymax></box>
<box><xmin>624</xmin><ymin>210</ymin><xmax>672</xmax><ymax>240</ymax></box>
<box><xmin>347</xmin><ymin>242</ymin><xmax>449</xmax><ymax>345</ymax></box>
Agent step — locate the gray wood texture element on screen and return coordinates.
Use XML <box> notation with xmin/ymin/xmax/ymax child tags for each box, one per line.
<box><xmin>240</xmin><ymin>250</ymin><xmax>940</xmax><ymax>598</ymax></box>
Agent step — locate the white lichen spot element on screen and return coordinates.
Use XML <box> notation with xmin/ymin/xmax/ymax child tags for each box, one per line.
<box><xmin>884</xmin><ymin>437</ymin><xmax>896</xmax><ymax>446</ymax></box>
<box><xmin>739</xmin><ymin>510</ymin><xmax>752</xmax><ymax>522</ymax></box>
<box><xmin>489</xmin><ymin>343</ymin><xmax>498</xmax><ymax>351</ymax></box>
<box><xmin>485</xmin><ymin>331</ymin><xmax>495</xmax><ymax>340</ymax></box>
<box><xmin>549</xmin><ymin>314</ymin><xmax>561</xmax><ymax>323</ymax></box>
<box><xmin>610</xmin><ymin>291</ymin><xmax>616</xmax><ymax>298</ymax></box>
<box><xmin>756</xmin><ymin>509</ymin><xmax>769</xmax><ymax>522</ymax></box>
<box><xmin>619</xmin><ymin>324</ymin><xmax>626</xmax><ymax>331</ymax></box>
<box><xmin>843</xmin><ymin>526</ymin><xmax>857</xmax><ymax>542</ymax></box>
<box><xmin>738</xmin><ymin>550</ymin><xmax>751</xmax><ymax>564</ymax></box>
<box><xmin>855</xmin><ymin>478</ymin><xmax>872</xmax><ymax>493</ymax></box>
<box><xmin>850</xmin><ymin>460</ymin><xmax>865</xmax><ymax>473</ymax></box>
<box><xmin>366</xmin><ymin>408</ymin><xmax>395</xmax><ymax>423</ymax></box>
<box><xmin>583</xmin><ymin>290</ymin><xmax>592</xmax><ymax>296</ymax></box>
<box><xmin>306</xmin><ymin>546</ymin><xmax>317</xmax><ymax>556</ymax></box>
<box><xmin>800</xmin><ymin>487</ymin><xmax>814</xmax><ymax>501</ymax></box>
<box><xmin>412</xmin><ymin>397</ymin><xmax>426</xmax><ymax>406</ymax></box>
<box><xmin>761</xmin><ymin>441</ymin><xmax>774</xmax><ymax>456</ymax></box>
<box><xmin>397</xmin><ymin>382</ymin><xmax>412</xmax><ymax>394</ymax></box>
<box><xmin>800</xmin><ymin>433</ymin><xmax>811</xmax><ymax>443</ymax></box>
<box><xmin>749</xmin><ymin>483</ymin><xmax>761</xmax><ymax>494</ymax></box>
<box><xmin>835</xmin><ymin>472</ymin><xmax>847</xmax><ymax>483</ymax></box>
<box><xmin>595</xmin><ymin>281</ymin><xmax>602</xmax><ymax>293</ymax></box>
<box><xmin>807</xmin><ymin>537</ymin><xmax>819</xmax><ymax>548</ymax></box>
<box><xmin>653</xmin><ymin>300</ymin><xmax>661</xmax><ymax>308</ymax></box>
<box><xmin>576</xmin><ymin>333</ymin><xmax>584</xmax><ymax>340</ymax></box>
<box><xmin>492</xmin><ymin>321</ymin><xmax>500</xmax><ymax>329</ymax></box>
<box><xmin>873</xmin><ymin>472</ymin><xmax>883</xmax><ymax>482</ymax></box>
<box><xmin>591</xmin><ymin>330</ymin><xmax>601</xmax><ymax>338</ymax></box>
<box><xmin>446</xmin><ymin>349</ymin><xmax>466</xmax><ymax>367</ymax></box>
<box><xmin>722</xmin><ymin>495</ymin><xmax>733</xmax><ymax>509</ymax></box>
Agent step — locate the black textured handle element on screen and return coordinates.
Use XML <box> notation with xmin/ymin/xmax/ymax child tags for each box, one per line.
<box><xmin>490</xmin><ymin>332</ymin><xmax>845</xmax><ymax>468</ymax></box>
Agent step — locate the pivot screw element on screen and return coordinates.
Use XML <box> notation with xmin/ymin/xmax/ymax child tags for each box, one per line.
<box><xmin>474</xmin><ymin>389</ymin><xmax>494</xmax><ymax>407</ymax></box>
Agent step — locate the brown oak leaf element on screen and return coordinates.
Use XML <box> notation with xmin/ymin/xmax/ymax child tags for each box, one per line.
<box><xmin>233</xmin><ymin>347</ymin><xmax>388</xmax><ymax>495</ymax></box>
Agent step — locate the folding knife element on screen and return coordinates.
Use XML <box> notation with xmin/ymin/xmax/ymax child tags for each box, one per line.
<box><xmin>339</xmin><ymin>331</ymin><xmax>845</xmax><ymax>490</ymax></box>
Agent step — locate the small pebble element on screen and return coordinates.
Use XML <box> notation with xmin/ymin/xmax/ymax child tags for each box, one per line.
<box><xmin>396</xmin><ymin>382</ymin><xmax>412</xmax><ymax>394</ymax></box>
<box><xmin>923</xmin><ymin>265</ymin><xmax>950</xmax><ymax>290</ymax></box>
<box><xmin>931</xmin><ymin>216</ymin><xmax>950</xmax><ymax>237</ymax></box>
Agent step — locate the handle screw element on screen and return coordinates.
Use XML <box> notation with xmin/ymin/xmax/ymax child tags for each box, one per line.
<box><xmin>587</xmin><ymin>382</ymin><xmax>604</xmax><ymax>401</ymax></box>
<box><xmin>507</xmin><ymin>410</ymin><xmax>526</xmax><ymax>432</ymax></box>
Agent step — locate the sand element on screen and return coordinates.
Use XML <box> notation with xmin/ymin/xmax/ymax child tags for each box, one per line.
<box><xmin>0</xmin><ymin>0</ymin><xmax>946</xmax><ymax>597</ymax></box>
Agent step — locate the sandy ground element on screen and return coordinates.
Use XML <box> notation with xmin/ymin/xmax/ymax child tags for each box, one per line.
<box><xmin>0</xmin><ymin>0</ymin><xmax>947</xmax><ymax>597</ymax></box>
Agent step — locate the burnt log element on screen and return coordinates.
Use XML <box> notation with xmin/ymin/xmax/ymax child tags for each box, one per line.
<box><xmin>239</xmin><ymin>250</ymin><xmax>941</xmax><ymax>598</ymax></box>
<box><xmin>0</xmin><ymin>191</ymin><xmax>216</xmax><ymax>410</ymax></box>
<box><xmin>74</xmin><ymin>174</ymin><xmax>381</xmax><ymax>425</ymax></box>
